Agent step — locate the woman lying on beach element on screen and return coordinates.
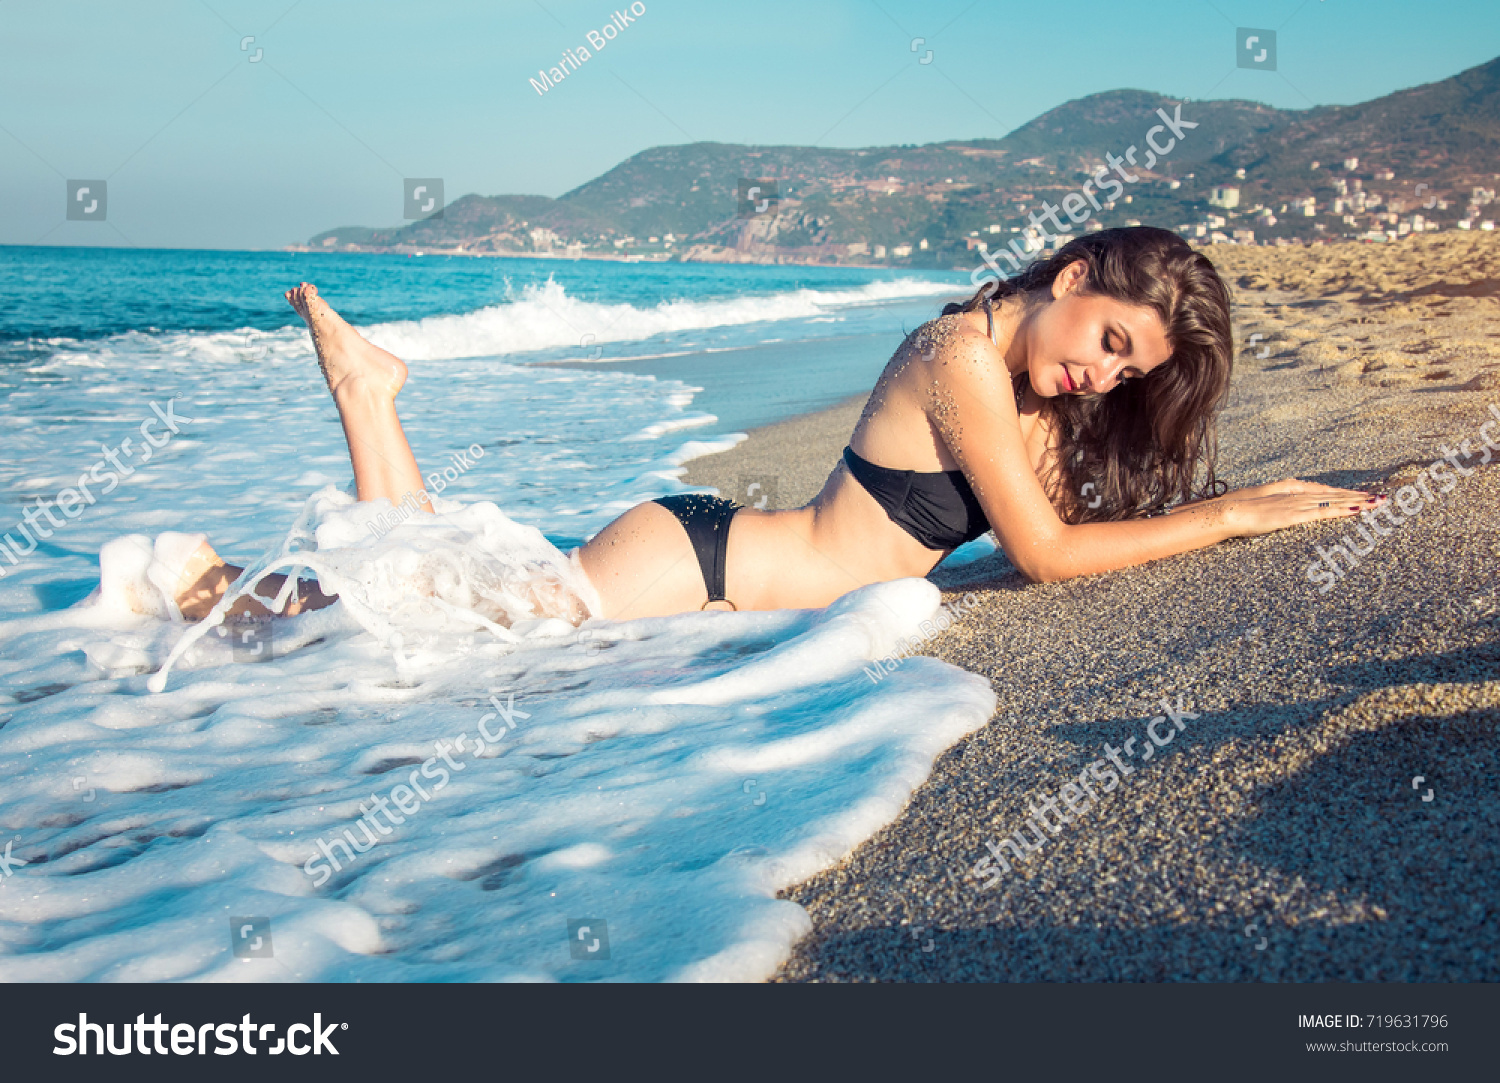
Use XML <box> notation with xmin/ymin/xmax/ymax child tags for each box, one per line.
<box><xmin>110</xmin><ymin>226</ymin><xmax>1384</xmax><ymax>628</ymax></box>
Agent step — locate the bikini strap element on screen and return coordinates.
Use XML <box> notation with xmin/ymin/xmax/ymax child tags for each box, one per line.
<box><xmin>983</xmin><ymin>294</ymin><xmax>997</xmax><ymax>346</ymax></box>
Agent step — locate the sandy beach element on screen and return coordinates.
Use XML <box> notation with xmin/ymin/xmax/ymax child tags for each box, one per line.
<box><xmin>683</xmin><ymin>231</ymin><xmax>1500</xmax><ymax>981</ymax></box>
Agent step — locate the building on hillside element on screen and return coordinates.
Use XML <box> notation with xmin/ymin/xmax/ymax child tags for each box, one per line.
<box><xmin>1208</xmin><ymin>186</ymin><xmax>1240</xmax><ymax>209</ymax></box>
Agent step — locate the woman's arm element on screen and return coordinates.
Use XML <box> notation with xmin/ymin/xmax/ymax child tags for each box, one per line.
<box><xmin>926</xmin><ymin>329</ymin><xmax>1378</xmax><ymax>583</ymax></box>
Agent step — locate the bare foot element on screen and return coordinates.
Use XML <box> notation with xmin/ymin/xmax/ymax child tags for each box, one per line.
<box><xmin>284</xmin><ymin>283</ymin><xmax>407</xmax><ymax>398</ymax></box>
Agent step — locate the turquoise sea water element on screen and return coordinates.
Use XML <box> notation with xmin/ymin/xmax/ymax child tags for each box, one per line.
<box><xmin>0</xmin><ymin>245</ymin><xmax>959</xmax><ymax>345</ymax></box>
<box><xmin>0</xmin><ymin>247</ymin><xmax>998</xmax><ymax>983</ymax></box>
<box><xmin>1</xmin><ymin>245</ymin><xmax>968</xmax><ymax>431</ymax></box>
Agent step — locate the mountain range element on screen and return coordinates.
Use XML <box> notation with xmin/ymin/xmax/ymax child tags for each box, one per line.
<box><xmin>303</xmin><ymin>55</ymin><xmax>1500</xmax><ymax>267</ymax></box>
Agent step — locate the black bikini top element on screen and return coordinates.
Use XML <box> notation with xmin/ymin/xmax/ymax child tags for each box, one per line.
<box><xmin>843</xmin><ymin>299</ymin><xmax>997</xmax><ymax>550</ymax></box>
<box><xmin>843</xmin><ymin>446</ymin><xmax>990</xmax><ymax>550</ymax></box>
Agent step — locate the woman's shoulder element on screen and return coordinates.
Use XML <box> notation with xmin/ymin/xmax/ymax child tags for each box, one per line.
<box><xmin>889</xmin><ymin>312</ymin><xmax>988</xmax><ymax>373</ymax></box>
<box><xmin>905</xmin><ymin>311</ymin><xmax>1010</xmax><ymax>396</ymax></box>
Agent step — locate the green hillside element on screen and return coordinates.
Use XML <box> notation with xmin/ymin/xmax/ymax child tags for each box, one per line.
<box><xmin>305</xmin><ymin>56</ymin><xmax>1500</xmax><ymax>266</ymax></box>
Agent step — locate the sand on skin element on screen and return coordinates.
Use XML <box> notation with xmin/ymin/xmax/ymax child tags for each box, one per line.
<box><xmin>683</xmin><ymin>231</ymin><xmax>1500</xmax><ymax>981</ymax></box>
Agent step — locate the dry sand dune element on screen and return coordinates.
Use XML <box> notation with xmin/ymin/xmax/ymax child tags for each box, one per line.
<box><xmin>684</xmin><ymin>232</ymin><xmax>1500</xmax><ymax>981</ymax></box>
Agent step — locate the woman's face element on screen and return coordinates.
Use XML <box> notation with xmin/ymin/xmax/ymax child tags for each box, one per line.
<box><xmin>1022</xmin><ymin>262</ymin><xmax>1173</xmax><ymax>398</ymax></box>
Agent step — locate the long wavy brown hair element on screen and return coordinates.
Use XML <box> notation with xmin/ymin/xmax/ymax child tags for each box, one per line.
<box><xmin>942</xmin><ymin>226</ymin><xmax>1234</xmax><ymax>523</ymax></box>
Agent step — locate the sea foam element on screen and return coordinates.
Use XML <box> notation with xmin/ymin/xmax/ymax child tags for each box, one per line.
<box><xmin>0</xmin><ymin>270</ymin><xmax>994</xmax><ymax>982</ymax></box>
<box><xmin>0</xmin><ymin>559</ymin><xmax>993</xmax><ymax>981</ymax></box>
<box><xmin>361</xmin><ymin>276</ymin><xmax>961</xmax><ymax>361</ymax></box>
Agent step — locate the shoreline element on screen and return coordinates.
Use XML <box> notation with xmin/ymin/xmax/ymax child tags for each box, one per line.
<box><xmin>285</xmin><ymin>228</ymin><xmax>1460</xmax><ymax>271</ymax></box>
<box><xmin>683</xmin><ymin>230</ymin><xmax>1500</xmax><ymax>982</ymax></box>
<box><xmin>680</xmin><ymin>394</ymin><xmax>867</xmax><ymax>509</ymax></box>
<box><xmin>283</xmin><ymin>243</ymin><xmax>918</xmax><ymax>273</ymax></box>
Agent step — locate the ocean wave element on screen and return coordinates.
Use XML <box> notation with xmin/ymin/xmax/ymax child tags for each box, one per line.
<box><xmin>10</xmin><ymin>275</ymin><xmax>959</xmax><ymax>374</ymax></box>
<box><xmin>361</xmin><ymin>276</ymin><xmax>961</xmax><ymax>361</ymax></box>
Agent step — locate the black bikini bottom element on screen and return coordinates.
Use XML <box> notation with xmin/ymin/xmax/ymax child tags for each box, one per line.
<box><xmin>653</xmin><ymin>494</ymin><xmax>741</xmax><ymax>609</ymax></box>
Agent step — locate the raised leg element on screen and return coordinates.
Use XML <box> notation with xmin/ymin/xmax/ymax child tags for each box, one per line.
<box><xmin>138</xmin><ymin>284</ymin><xmax>434</xmax><ymax>621</ymax></box>
<box><xmin>284</xmin><ymin>283</ymin><xmax>432</xmax><ymax>512</ymax></box>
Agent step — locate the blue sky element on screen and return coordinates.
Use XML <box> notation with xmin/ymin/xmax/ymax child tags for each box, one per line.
<box><xmin>2</xmin><ymin>0</ymin><xmax>1496</xmax><ymax>250</ymax></box>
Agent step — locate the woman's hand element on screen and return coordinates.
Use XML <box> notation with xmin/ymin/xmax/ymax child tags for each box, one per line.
<box><xmin>1218</xmin><ymin>478</ymin><xmax>1387</xmax><ymax>538</ymax></box>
